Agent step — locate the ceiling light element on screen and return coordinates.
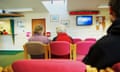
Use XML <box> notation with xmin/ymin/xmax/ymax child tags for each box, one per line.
<box><xmin>2</xmin><ymin>8</ymin><xmax>33</xmax><ymax>13</ymax></box>
<box><xmin>98</xmin><ymin>4</ymin><xmax>109</xmax><ymax>8</ymax></box>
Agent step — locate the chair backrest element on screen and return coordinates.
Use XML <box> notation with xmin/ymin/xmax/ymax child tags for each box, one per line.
<box><xmin>23</xmin><ymin>41</ymin><xmax>49</xmax><ymax>59</ymax></box>
<box><xmin>76</xmin><ymin>41</ymin><xmax>96</xmax><ymax>55</ymax></box>
<box><xmin>84</xmin><ymin>38</ymin><xmax>96</xmax><ymax>41</ymax></box>
<box><xmin>50</xmin><ymin>41</ymin><xmax>71</xmax><ymax>55</ymax></box>
<box><xmin>12</xmin><ymin>59</ymin><xmax>86</xmax><ymax>72</ymax></box>
<box><xmin>50</xmin><ymin>41</ymin><xmax>73</xmax><ymax>59</ymax></box>
<box><xmin>73</xmin><ymin>38</ymin><xmax>82</xmax><ymax>43</ymax></box>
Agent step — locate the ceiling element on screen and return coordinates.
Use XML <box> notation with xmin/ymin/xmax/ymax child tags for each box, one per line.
<box><xmin>0</xmin><ymin>0</ymin><xmax>109</xmax><ymax>14</ymax></box>
<box><xmin>67</xmin><ymin>0</ymin><xmax>109</xmax><ymax>11</ymax></box>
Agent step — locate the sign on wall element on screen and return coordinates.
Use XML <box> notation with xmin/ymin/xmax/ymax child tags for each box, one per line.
<box><xmin>96</xmin><ymin>16</ymin><xmax>106</xmax><ymax>30</ymax></box>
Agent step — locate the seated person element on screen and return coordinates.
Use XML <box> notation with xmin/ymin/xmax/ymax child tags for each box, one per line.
<box><xmin>52</xmin><ymin>25</ymin><xmax>73</xmax><ymax>59</ymax></box>
<box><xmin>82</xmin><ymin>0</ymin><xmax>120</xmax><ymax>70</ymax></box>
<box><xmin>52</xmin><ymin>25</ymin><xmax>73</xmax><ymax>43</ymax></box>
<box><xmin>28</xmin><ymin>24</ymin><xmax>50</xmax><ymax>59</ymax></box>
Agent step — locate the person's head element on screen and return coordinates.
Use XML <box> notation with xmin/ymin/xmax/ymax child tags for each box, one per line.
<box><xmin>109</xmin><ymin>0</ymin><xmax>120</xmax><ymax>22</ymax></box>
<box><xmin>56</xmin><ymin>25</ymin><xmax>66</xmax><ymax>34</ymax></box>
<box><xmin>33</xmin><ymin>24</ymin><xmax>44</xmax><ymax>35</ymax></box>
<box><xmin>3</xmin><ymin>29</ymin><xmax>6</xmax><ymax>32</ymax></box>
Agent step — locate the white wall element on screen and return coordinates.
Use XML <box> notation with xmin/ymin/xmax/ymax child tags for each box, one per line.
<box><xmin>24</xmin><ymin>8</ymin><xmax>111</xmax><ymax>40</ymax></box>
<box><xmin>0</xmin><ymin>8</ymin><xmax>111</xmax><ymax>50</ymax></box>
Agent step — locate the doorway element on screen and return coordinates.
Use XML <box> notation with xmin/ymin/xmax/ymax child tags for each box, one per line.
<box><xmin>32</xmin><ymin>19</ymin><xmax>46</xmax><ymax>35</ymax></box>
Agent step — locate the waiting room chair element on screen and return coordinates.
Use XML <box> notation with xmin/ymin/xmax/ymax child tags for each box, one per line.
<box><xmin>84</xmin><ymin>38</ymin><xmax>96</xmax><ymax>41</ymax></box>
<box><xmin>73</xmin><ymin>38</ymin><xmax>82</xmax><ymax>44</ymax></box>
<box><xmin>49</xmin><ymin>41</ymin><xmax>73</xmax><ymax>60</ymax></box>
<box><xmin>73</xmin><ymin>41</ymin><xmax>96</xmax><ymax>61</ymax></box>
<box><xmin>23</xmin><ymin>41</ymin><xmax>50</xmax><ymax>59</ymax></box>
<box><xmin>12</xmin><ymin>59</ymin><xmax>86</xmax><ymax>72</ymax></box>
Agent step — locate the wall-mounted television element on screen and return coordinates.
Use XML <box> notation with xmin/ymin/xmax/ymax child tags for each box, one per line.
<box><xmin>76</xmin><ymin>16</ymin><xmax>93</xmax><ymax>26</ymax></box>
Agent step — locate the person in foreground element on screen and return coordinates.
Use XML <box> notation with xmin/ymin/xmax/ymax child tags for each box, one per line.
<box><xmin>83</xmin><ymin>0</ymin><xmax>120</xmax><ymax>70</ymax></box>
<box><xmin>28</xmin><ymin>24</ymin><xmax>50</xmax><ymax>59</ymax></box>
<box><xmin>52</xmin><ymin>25</ymin><xmax>73</xmax><ymax>43</ymax></box>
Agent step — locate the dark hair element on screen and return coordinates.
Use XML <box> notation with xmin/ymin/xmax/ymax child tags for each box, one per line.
<box><xmin>109</xmin><ymin>0</ymin><xmax>120</xmax><ymax>18</ymax></box>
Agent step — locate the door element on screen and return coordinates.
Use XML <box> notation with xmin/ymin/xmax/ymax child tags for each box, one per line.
<box><xmin>32</xmin><ymin>19</ymin><xmax>46</xmax><ymax>35</ymax></box>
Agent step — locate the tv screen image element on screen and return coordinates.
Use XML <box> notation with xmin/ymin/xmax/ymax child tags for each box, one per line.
<box><xmin>76</xmin><ymin>16</ymin><xmax>93</xmax><ymax>26</ymax></box>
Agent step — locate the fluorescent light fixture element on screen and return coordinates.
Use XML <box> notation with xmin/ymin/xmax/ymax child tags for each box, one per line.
<box><xmin>98</xmin><ymin>4</ymin><xmax>109</xmax><ymax>8</ymax></box>
<box><xmin>0</xmin><ymin>8</ymin><xmax>33</xmax><ymax>13</ymax></box>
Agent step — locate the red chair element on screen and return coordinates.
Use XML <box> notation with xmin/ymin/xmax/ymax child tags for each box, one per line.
<box><xmin>73</xmin><ymin>38</ymin><xmax>82</xmax><ymax>44</ymax></box>
<box><xmin>49</xmin><ymin>41</ymin><xmax>73</xmax><ymax>59</ymax></box>
<box><xmin>112</xmin><ymin>62</ymin><xmax>120</xmax><ymax>72</ymax></box>
<box><xmin>84</xmin><ymin>38</ymin><xmax>96</xmax><ymax>41</ymax></box>
<box><xmin>12</xmin><ymin>59</ymin><xmax>86</xmax><ymax>72</ymax></box>
<box><xmin>74</xmin><ymin>41</ymin><xmax>96</xmax><ymax>61</ymax></box>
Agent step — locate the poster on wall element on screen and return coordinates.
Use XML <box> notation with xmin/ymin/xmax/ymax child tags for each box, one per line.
<box><xmin>50</xmin><ymin>15</ymin><xmax>59</xmax><ymax>22</ymax></box>
<box><xmin>96</xmin><ymin>16</ymin><xmax>106</xmax><ymax>30</ymax></box>
<box><xmin>61</xmin><ymin>20</ymin><xmax>70</xmax><ymax>26</ymax></box>
<box><xmin>15</xmin><ymin>19</ymin><xmax>25</xmax><ymax>34</ymax></box>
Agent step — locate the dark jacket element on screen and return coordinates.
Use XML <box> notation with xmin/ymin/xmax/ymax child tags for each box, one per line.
<box><xmin>83</xmin><ymin>18</ymin><xmax>120</xmax><ymax>69</ymax></box>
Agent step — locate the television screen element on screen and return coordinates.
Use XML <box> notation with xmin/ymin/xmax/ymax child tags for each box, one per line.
<box><xmin>76</xmin><ymin>16</ymin><xmax>93</xmax><ymax>26</ymax></box>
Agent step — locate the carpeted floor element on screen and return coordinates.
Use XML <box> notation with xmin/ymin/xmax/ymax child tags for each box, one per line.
<box><xmin>0</xmin><ymin>51</ymin><xmax>24</xmax><ymax>67</ymax></box>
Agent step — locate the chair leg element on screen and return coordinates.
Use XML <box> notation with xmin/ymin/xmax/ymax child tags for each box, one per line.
<box><xmin>23</xmin><ymin>46</ymin><xmax>29</xmax><ymax>59</ymax></box>
<box><xmin>48</xmin><ymin>44</ymin><xmax>51</xmax><ymax>59</ymax></box>
<box><xmin>70</xmin><ymin>44</ymin><xmax>73</xmax><ymax>60</ymax></box>
<box><xmin>72</xmin><ymin>44</ymin><xmax>76</xmax><ymax>61</ymax></box>
<box><xmin>24</xmin><ymin>50</ymin><xmax>28</xmax><ymax>59</ymax></box>
<box><xmin>45</xmin><ymin>48</ymin><xmax>48</xmax><ymax>59</ymax></box>
<box><xmin>0</xmin><ymin>66</ymin><xmax>3</xmax><ymax>72</ymax></box>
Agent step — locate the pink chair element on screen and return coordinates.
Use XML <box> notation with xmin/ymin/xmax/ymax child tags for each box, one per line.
<box><xmin>49</xmin><ymin>41</ymin><xmax>72</xmax><ymax>59</ymax></box>
<box><xmin>12</xmin><ymin>59</ymin><xmax>86</xmax><ymax>72</ymax></box>
<box><xmin>74</xmin><ymin>41</ymin><xmax>96</xmax><ymax>61</ymax></box>
<box><xmin>73</xmin><ymin>38</ymin><xmax>82</xmax><ymax>44</ymax></box>
<box><xmin>84</xmin><ymin>38</ymin><xmax>96</xmax><ymax>41</ymax></box>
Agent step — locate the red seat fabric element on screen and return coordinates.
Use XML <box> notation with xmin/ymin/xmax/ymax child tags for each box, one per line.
<box><xmin>84</xmin><ymin>38</ymin><xmax>96</xmax><ymax>41</ymax></box>
<box><xmin>76</xmin><ymin>41</ymin><xmax>96</xmax><ymax>61</ymax></box>
<box><xmin>76</xmin><ymin>55</ymin><xmax>85</xmax><ymax>61</ymax></box>
<box><xmin>50</xmin><ymin>41</ymin><xmax>70</xmax><ymax>55</ymax></box>
<box><xmin>112</xmin><ymin>63</ymin><xmax>120</xmax><ymax>72</ymax></box>
<box><xmin>73</xmin><ymin>38</ymin><xmax>82</xmax><ymax>43</ymax></box>
<box><xmin>50</xmin><ymin>41</ymin><xmax>71</xmax><ymax>59</ymax></box>
<box><xmin>12</xmin><ymin>59</ymin><xmax>86</xmax><ymax>72</ymax></box>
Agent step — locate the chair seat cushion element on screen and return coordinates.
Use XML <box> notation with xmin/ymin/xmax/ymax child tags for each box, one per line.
<box><xmin>12</xmin><ymin>59</ymin><xmax>86</xmax><ymax>72</ymax></box>
<box><xmin>76</xmin><ymin>55</ymin><xmax>85</xmax><ymax>61</ymax></box>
